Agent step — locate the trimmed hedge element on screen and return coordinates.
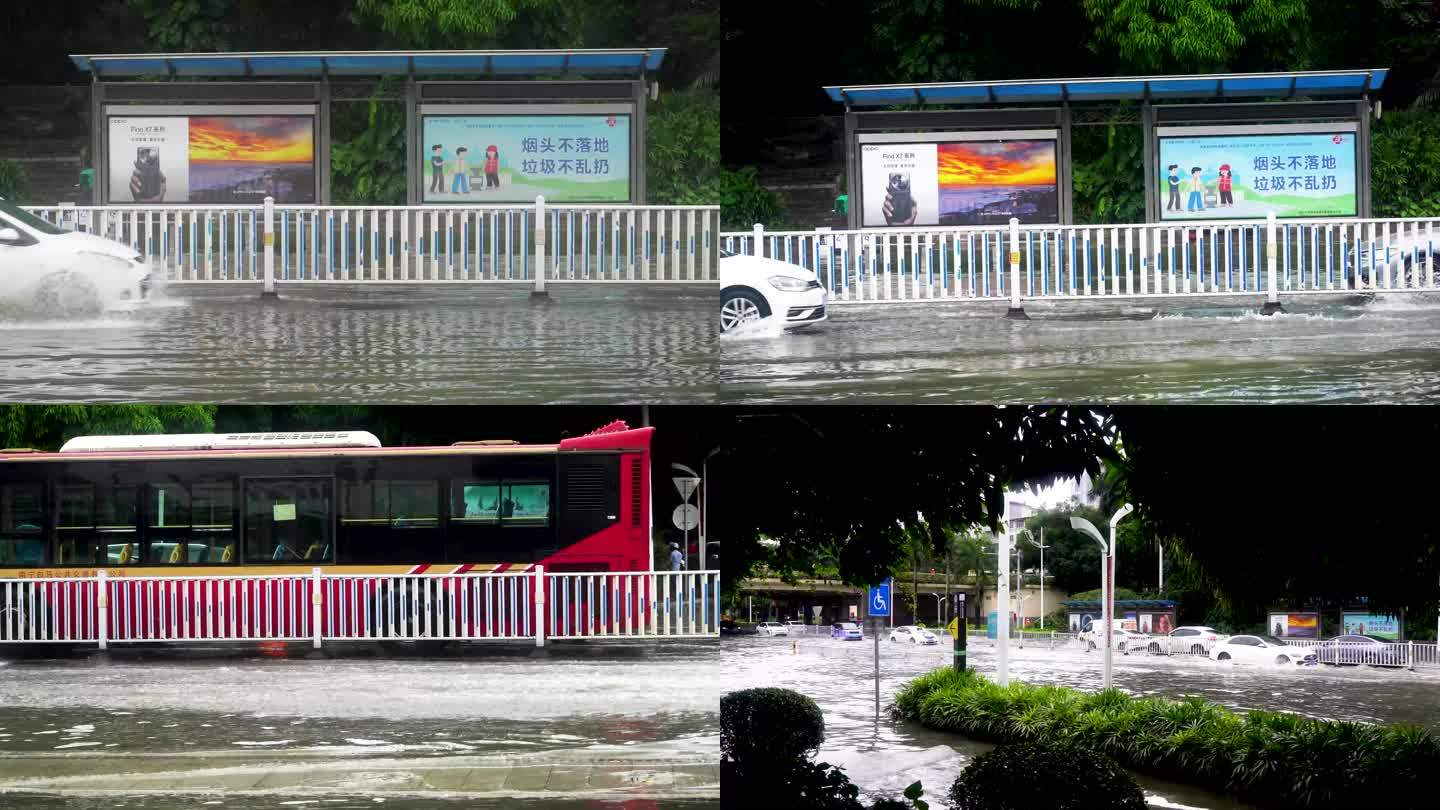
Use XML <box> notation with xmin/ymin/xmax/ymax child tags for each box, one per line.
<box><xmin>721</xmin><ymin>686</ymin><xmax>826</xmax><ymax>764</ymax></box>
<box><xmin>894</xmin><ymin>668</ymin><xmax>1440</xmax><ymax>808</ymax></box>
<box><xmin>949</xmin><ymin>740</ymin><xmax>1145</xmax><ymax>810</ymax></box>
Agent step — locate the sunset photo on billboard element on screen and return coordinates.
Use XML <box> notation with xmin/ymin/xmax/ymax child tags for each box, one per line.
<box><xmin>935</xmin><ymin>140</ymin><xmax>1058</xmax><ymax>224</ymax></box>
<box><xmin>187</xmin><ymin>116</ymin><xmax>316</xmax><ymax>203</ymax></box>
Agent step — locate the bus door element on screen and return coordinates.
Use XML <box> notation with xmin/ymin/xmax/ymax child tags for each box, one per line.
<box><xmin>242</xmin><ymin>477</ymin><xmax>334</xmax><ymax>565</ymax></box>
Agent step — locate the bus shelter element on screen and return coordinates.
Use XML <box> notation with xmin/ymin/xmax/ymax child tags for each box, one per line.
<box><xmin>72</xmin><ymin>48</ymin><xmax>666</xmax><ymax>207</ymax></box>
<box><xmin>824</xmin><ymin>69</ymin><xmax>1387</xmax><ymax>229</ymax></box>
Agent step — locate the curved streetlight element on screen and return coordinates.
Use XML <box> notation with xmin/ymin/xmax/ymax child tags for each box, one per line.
<box><xmin>1021</xmin><ymin>528</ymin><xmax>1050</xmax><ymax>629</ymax></box>
<box><xmin>1070</xmin><ymin>503</ymin><xmax>1134</xmax><ymax>690</ymax></box>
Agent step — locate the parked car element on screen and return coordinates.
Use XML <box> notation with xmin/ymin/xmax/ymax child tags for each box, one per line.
<box><xmin>1210</xmin><ymin>634</ymin><xmax>1318</xmax><ymax>666</ymax></box>
<box><xmin>755</xmin><ymin>621</ymin><xmax>789</xmax><ymax>637</ymax></box>
<box><xmin>888</xmin><ymin>625</ymin><xmax>939</xmax><ymax>645</ymax></box>
<box><xmin>1313</xmin><ymin>634</ymin><xmax>1408</xmax><ymax>667</ymax></box>
<box><xmin>1146</xmin><ymin>626</ymin><xmax>1229</xmax><ymax>656</ymax></box>
<box><xmin>783</xmin><ymin>620</ymin><xmax>808</xmax><ymax>634</ymax></box>
<box><xmin>720</xmin><ymin>619</ymin><xmax>743</xmax><ymax>636</ymax></box>
<box><xmin>1079</xmin><ymin>626</ymin><xmax>1148</xmax><ymax>653</ymax></box>
<box><xmin>831</xmin><ymin>621</ymin><xmax>863</xmax><ymax>641</ymax></box>
<box><xmin>719</xmin><ymin>248</ymin><xmax>828</xmax><ymax>333</ymax></box>
<box><xmin>1356</xmin><ymin>232</ymin><xmax>1438</xmax><ymax>288</ymax></box>
<box><xmin>0</xmin><ymin>197</ymin><xmax>151</xmax><ymax>315</ymax></box>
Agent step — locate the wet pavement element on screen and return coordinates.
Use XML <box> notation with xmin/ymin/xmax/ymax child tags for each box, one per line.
<box><xmin>0</xmin><ymin>286</ymin><xmax>716</xmax><ymax>404</ymax></box>
<box><xmin>717</xmin><ymin>294</ymin><xmax>1440</xmax><ymax>403</ymax></box>
<box><xmin>721</xmin><ymin>635</ymin><xmax>1440</xmax><ymax>809</ymax></box>
<box><xmin>0</xmin><ymin>642</ymin><xmax>719</xmax><ymax>807</ymax></box>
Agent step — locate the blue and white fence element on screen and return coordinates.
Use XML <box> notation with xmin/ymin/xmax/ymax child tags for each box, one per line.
<box><xmin>28</xmin><ymin>197</ymin><xmax>719</xmax><ymax>294</ymax></box>
<box><xmin>723</xmin><ymin>214</ymin><xmax>1440</xmax><ymax>308</ymax></box>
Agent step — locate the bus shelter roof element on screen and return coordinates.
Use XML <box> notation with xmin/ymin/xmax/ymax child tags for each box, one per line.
<box><xmin>825</xmin><ymin>69</ymin><xmax>1387</xmax><ymax>108</ymax></box>
<box><xmin>70</xmin><ymin>49</ymin><xmax>666</xmax><ymax>79</ymax></box>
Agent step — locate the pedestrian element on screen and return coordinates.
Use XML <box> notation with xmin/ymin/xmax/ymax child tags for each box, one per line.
<box><xmin>1186</xmin><ymin>166</ymin><xmax>1205</xmax><ymax>212</ymax></box>
<box><xmin>1165</xmin><ymin>164</ymin><xmax>1181</xmax><ymax>211</ymax></box>
<box><xmin>430</xmin><ymin>144</ymin><xmax>445</xmax><ymax>194</ymax></box>
<box><xmin>669</xmin><ymin>541</ymin><xmax>685</xmax><ymax>571</ymax></box>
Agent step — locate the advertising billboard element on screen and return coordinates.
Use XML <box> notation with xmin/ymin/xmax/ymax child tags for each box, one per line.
<box><xmin>107</xmin><ymin>108</ymin><xmax>317</xmax><ymax>204</ymax></box>
<box><xmin>1341</xmin><ymin>611</ymin><xmax>1400</xmax><ymax>640</ymax></box>
<box><xmin>859</xmin><ymin>131</ymin><xmax>1059</xmax><ymax>228</ymax></box>
<box><xmin>1267</xmin><ymin>611</ymin><xmax>1321</xmax><ymax>639</ymax></box>
<box><xmin>421</xmin><ymin>110</ymin><xmax>631</xmax><ymax>203</ymax></box>
<box><xmin>1157</xmin><ymin>124</ymin><xmax>1358</xmax><ymax>221</ymax></box>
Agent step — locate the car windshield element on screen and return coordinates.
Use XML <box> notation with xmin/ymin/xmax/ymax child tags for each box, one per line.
<box><xmin>0</xmin><ymin>199</ymin><xmax>69</xmax><ymax>236</ymax></box>
<box><xmin>840</xmin><ymin>623</ymin><xmax>858</xmax><ymax>630</ymax></box>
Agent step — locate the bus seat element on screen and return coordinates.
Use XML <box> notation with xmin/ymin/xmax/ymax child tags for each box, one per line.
<box><xmin>303</xmin><ymin>543</ymin><xmax>320</xmax><ymax>560</ymax></box>
<box><xmin>118</xmin><ymin>543</ymin><xmax>133</xmax><ymax>565</ymax></box>
<box><xmin>221</xmin><ymin>544</ymin><xmax>234</xmax><ymax>563</ymax></box>
<box><xmin>169</xmin><ymin>543</ymin><xmax>183</xmax><ymax>564</ymax></box>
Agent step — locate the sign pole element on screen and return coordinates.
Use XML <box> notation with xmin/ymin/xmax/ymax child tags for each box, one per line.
<box><xmin>867</xmin><ymin>579</ymin><xmax>891</xmax><ymax>719</ymax></box>
<box><xmin>874</xmin><ymin>615</ymin><xmax>880</xmax><ymax>719</ymax></box>
<box><xmin>953</xmin><ymin>592</ymin><xmax>967</xmax><ymax>673</ymax></box>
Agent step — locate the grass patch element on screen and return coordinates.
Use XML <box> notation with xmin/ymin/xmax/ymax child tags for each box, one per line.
<box><xmin>893</xmin><ymin>668</ymin><xmax>1439</xmax><ymax>808</ymax></box>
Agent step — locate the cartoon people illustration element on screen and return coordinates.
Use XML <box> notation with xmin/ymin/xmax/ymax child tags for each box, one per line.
<box><xmin>451</xmin><ymin>147</ymin><xmax>470</xmax><ymax>194</ymax></box>
<box><xmin>1186</xmin><ymin>166</ymin><xmax>1205</xmax><ymax>212</ymax></box>
<box><xmin>1217</xmin><ymin>163</ymin><xmax>1233</xmax><ymax>208</ymax></box>
<box><xmin>1166</xmin><ymin>164</ymin><xmax>1181</xmax><ymax>211</ymax></box>
<box><xmin>429</xmin><ymin>144</ymin><xmax>445</xmax><ymax>194</ymax></box>
<box><xmin>484</xmin><ymin>145</ymin><xmax>500</xmax><ymax>189</ymax></box>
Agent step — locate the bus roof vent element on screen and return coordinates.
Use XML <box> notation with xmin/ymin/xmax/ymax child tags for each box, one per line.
<box><xmin>453</xmin><ymin>439</ymin><xmax>521</xmax><ymax>446</ymax></box>
<box><xmin>59</xmin><ymin>431</ymin><xmax>383</xmax><ymax>453</ymax></box>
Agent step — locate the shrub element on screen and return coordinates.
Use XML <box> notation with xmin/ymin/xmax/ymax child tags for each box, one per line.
<box><xmin>721</xmin><ymin>687</ymin><xmax>826</xmax><ymax>767</ymax></box>
<box><xmin>721</xmin><ymin>757</ymin><xmax>863</xmax><ymax>810</ymax></box>
<box><xmin>895</xmin><ymin>668</ymin><xmax>1440</xmax><ymax>808</ymax></box>
<box><xmin>719</xmin><ymin>166</ymin><xmax>786</xmax><ymax>229</ymax></box>
<box><xmin>0</xmin><ymin>160</ymin><xmax>30</xmax><ymax>202</ymax></box>
<box><xmin>647</xmin><ymin>89</ymin><xmax>721</xmax><ymax>205</ymax></box>
<box><xmin>1372</xmin><ymin>107</ymin><xmax>1440</xmax><ymax>218</ymax></box>
<box><xmin>948</xmin><ymin>740</ymin><xmax>1146</xmax><ymax>810</ymax></box>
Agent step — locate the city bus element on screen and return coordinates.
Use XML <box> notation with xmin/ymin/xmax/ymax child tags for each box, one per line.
<box><xmin>0</xmin><ymin>422</ymin><xmax>681</xmax><ymax>644</ymax></box>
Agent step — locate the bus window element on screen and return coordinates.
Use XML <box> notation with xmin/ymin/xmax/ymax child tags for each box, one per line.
<box><xmin>98</xmin><ymin>486</ymin><xmax>139</xmax><ymax>566</ymax></box>
<box><xmin>503</xmin><ymin>482</ymin><xmax>550</xmax><ymax>527</ymax></box>
<box><xmin>0</xmin><ymin>483</ymin><xmax>45</xmax><ymax>566</ymax></box>
<box><xmin>244</xmin><ymin>478</ymin><xmax>333</xmax><ymax>564</ymax></box>
<box><xmin>56</xmin><ymin>484</ymin><xmax>95</xmax><ymax>564</ymax></box>
<box><xmin>148</xmin><ymin>483</ymin><xmax>191</xmax><ymax>564</ymax></box>
<box><xmin>341</xmin><ymin>479</ymin><xmax>440</xmax><ymax>563</ymax></box>
<box><xmin>146</xmin><ymin>482</ymin><xmax>234</xmax><ymax>564</ymax></box>
<box><xmin>454</xmin><ymin>482</ymin><xmax>500</xmax><ymax>524</ymax></box>
<box><xmin>191</xmin><ymin>483</ymin><xmax>236</xmax><ymax>563</ymax></box>
<box><xmin>389</xmin><ymin>481</ymin><xmax>438</xmax><ymax>528</ymax></box>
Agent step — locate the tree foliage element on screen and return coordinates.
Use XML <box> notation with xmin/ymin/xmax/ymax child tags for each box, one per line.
<box><xmin>0</xmin><ymin>405</ymin><xmax>216</xmax><ymax>451</ymax></box>
<box><xmin>1081</xmin><ymin>0</ymin><xmax>1310</xmax><ymax>74</ymax></box>
<box><xmin>0</xmin><ymin>161</ymin><xmax>31</xmax><ymax>203</ymax></box>
<box><xmin>1371</xmin><ymin>107</ymin><xmax>1440</xmax><ymax>217</ymax></box>
<box><xmin>647</xmin><ymin>89</ymin><xmax>721</xmax><ymax>205</ymax></box>
<box><xmin>352</xmin><ymin>0</ymin><xmax>579</xmax><ymax>48</ymax></box>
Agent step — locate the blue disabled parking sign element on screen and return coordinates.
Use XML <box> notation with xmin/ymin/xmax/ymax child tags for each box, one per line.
<box><xmin>868</xmin><ymin>579</ymin><xmax>892</xmax><ymax>617</ymax></box>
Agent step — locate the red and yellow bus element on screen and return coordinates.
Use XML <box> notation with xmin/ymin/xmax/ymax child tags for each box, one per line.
<box><xmin>0</xmin><ymin>421</ymin><xmax>652</xmax><ymax>579</ymax></box>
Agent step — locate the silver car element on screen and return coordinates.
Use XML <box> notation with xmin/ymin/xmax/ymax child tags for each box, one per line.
<box><xmin>1355</xmin><ymin>232</ymin><xmax>1438</xmax><ymax>288</ymax></box>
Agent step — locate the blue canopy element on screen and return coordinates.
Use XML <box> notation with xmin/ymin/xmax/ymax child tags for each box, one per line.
<box><xmin>826</xmin><ymin>70</ymin><xmax>1387</xmax><ymax>107</ymax></box>
<box><xmin>71</xmin><ymin>49</ymin><xmax>666</xmax><ymax>79</ymax></box>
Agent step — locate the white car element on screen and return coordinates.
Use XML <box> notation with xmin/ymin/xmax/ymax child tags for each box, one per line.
<box><xmin>1210</xmin><ymin>634</ymin><xmax>1317</xmax><ymax>666</ymax></box>
<box><xmin>1146</xmin><ymin>626</ymin><xmax>1229</xmax><ymax>656</ymax></box>
<box><xmin>755</xmin><ymin>621</ymin><xmax>789</xmax><ymax>637</ymax></box>
<box><xmin>1079</xmin><ymin>626</ymin><xmax>1148</xmax><ymax>653</ymax></box>
<box><xmin>719</xmin><ymin>247</ymin><xmax>827</xmax><ymax>333</ymax></box>
<box><xmin>783</xmin><ymin>620</ymin><xmax>808</xmax><ymax>633</ymax></box>
<box><xmin>1356</xmin><ymin>233</ymin><xmax>1437</xmax><ymax>288</ymax></box>
<box><xmin>888</xmin><ymin>625</ymin><xmax>939</xmax><ymax>645</ymax></box>
<box><xmin>0</xmin><ymin>198</ymin><xmax>150</xmax><ymax>315</ymax></box>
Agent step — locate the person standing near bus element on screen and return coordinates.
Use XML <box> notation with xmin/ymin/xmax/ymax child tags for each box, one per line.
<box><xmin>669</xmin><ymin>541</ymin><xmax>685</xmax><ymax>570</ymax></box>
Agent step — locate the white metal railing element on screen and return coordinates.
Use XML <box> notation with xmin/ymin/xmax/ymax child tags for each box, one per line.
<box><xmin>723</xmin><ymin>215</ymin><xmax>1440</xmax><ymax>307</ymax></box>
<box><xmin>27</xmin><ymin>198</ymin><xmax>719</xmax><ymax>293</ymax></box>
<box><xmin>0</xmin><ymin>567</ymin><xmax>720</xmax><ymax>648</ymax></box>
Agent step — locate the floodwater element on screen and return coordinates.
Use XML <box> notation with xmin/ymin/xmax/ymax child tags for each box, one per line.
<box><xmin>0</xmin><ymin>642</ymin><xmax>720</xmax><ymax>807</ymax></box>
<box><xmin>717</xmin><ymin>294</ymin><xmax>1440</xmax><ymax>403</ymax></box>
<box><xmin>721</xmin><ymin>635</ymin><xmax>1440</xmax><ymax>809</ymax></box>
<box><xmin>0</xmin><ymin>286</ymin><xmax>716</xmax><ymax>403</ymax></box>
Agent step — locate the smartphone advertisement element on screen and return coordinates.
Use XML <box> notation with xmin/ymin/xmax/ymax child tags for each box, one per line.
<box><xmin>107</xmin><ymin>111</ymin><xmax>317</xmax><ymax>204</ymax></box>
<box><xmin>859</xmin><ymin>133</ymin><xmax>1059</xmax><ymax>227</ymax></box>
<box><xmin>421</xmin><ymin>113</ymin><xmax>632</xmax><ymax>203</ymax></box>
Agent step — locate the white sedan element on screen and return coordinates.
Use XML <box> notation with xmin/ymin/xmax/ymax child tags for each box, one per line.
<box><xmin>0</xmin><ymin>198</ymin><xmax>150</xmax><ymax>315</ymax></box>
<box><xmin>1210</xmin><ymin>634</ymin><xmax>1317</xmax><ymax>666</ymax></box>
<box><xmin>1356</xmin><ymin>233</ymin><xmax>1438</xmax><ymax>288</ymax></box>
<box><xmin>719</xmin><ymin>248</ymin><xmax>827</xmax><ymax>333</ymax></box>
<box><xmin>755</xmin><ymin>621</ymin><xmax>789</xmax><ymax>637</ymax></box>
<box><xmin>1079</xmin><ymin>627</ymin><xmax>1149</xmax><ymax>653</ymax></box>
<box><xmin>888</xmin><ymin>625</ymin><xmax>939</xmax><ymax>645</ymax></box>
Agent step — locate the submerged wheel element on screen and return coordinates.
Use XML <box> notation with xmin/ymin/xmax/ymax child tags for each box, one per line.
<box><xmin>32</xmin><ymin>271</ymin><xmax>102</xmax><ymax>318</ymax></box>
<box><xmin>1275</xmin><ymin>655</ymin><xmax>1290</xmax><ymax>665</ymax></box>
<box><xmin>1147</xmin><ymin>642</ymin><xmax>1162</xmax><ymax>655</ymax></box>
<box><xmin>1217</xmin><ymin>652</ymin><xmax>1231</xmax><ymax>661</ymax></box>
<box><xmin>720</xmin><ymin>289</ymin><xmax>766</xmax><ymax>332</ymax></box>
<box><xmin>1190</xmin><ymin>644</ymin><xmax>1206</xmax><ymax>655</ymax></box>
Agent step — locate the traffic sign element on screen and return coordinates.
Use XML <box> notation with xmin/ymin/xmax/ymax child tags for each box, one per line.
<box><xmin>672</xmin><ymin>476</ymin><xmax>700</xmax><ymax>500</ymax></box>
<box><xmin>868</xmin><ymin>579</ymin><xmax>892</xmax><ymax>617</ymax></box>
<box><xmin>672</xmin><ymin>503</ymin><xmax>700</xmax><ymax>531</ymax></box>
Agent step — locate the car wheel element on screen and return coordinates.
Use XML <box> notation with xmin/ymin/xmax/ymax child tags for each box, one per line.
<box><xmin>720</xmin><ymin>289</ymin><xmax>766</xmax><ymax>333</ymax></box>
<box><xmin>1147</xmin><ymin>642</ymin><xmax>1161</xmax><ymax>655</ymax></box>
<box><xmin>1217</xmin><ymin>652</ymin><xmax>1231</xmax><ymax>661</ymax></box>
<box><xmin>1276</xmin><ymin>655</ymin><xmax>1290</xmax><ymax>665</ymax></box>
<box><xmin>1190</xmin><ymin>644</ymin><xmax>1206</xmax><ymax>655</ymax></box>
<box><xmin>910</xmin><ymin>637</ymin><xmax>917</xmax><ymax>644</ymax></box>
<box><xmin>32</xmin><ymin>270</ymin><xmax>103</xmax><ymax>318</ymax></box>
<box><xmin>1087</xmin><ymin>640</ymin><xmax>1096</xmax><ymax>651</ymax></box>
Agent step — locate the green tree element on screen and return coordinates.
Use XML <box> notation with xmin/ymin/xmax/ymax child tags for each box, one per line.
<box><xmin>352</xmin><ymin>0</ymin><xmax>580</xmax><ymax>48</ymax></box>
<box><xmin>646</xmin><ymin>89</ymin><xmax>721</xmax><ymax>204</ymax></box>
<box><xmin>0</xmin><ymin>405</ymin><xmax>216</xmax><ymax>452</ymax></box>
<box><xmin>1080</xmin><ymin>0</ymin><xmax>1311</xmax><ymax>74</ymax></box>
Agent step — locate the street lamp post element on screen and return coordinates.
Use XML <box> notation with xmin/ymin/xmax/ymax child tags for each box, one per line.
<box><xmin>927</xmin><ymin>592</ymin><xmax>944</xmax><ymax>626</ymax></box>
<box><xmin>1070</xmin><ymin>504</ymin><xmax>1135</xmax><ymax>691</ymax></box>
<box><xmin>1021</xmin><ymin>528</ymin><xmax>1050</xmax><ymax>630</ymax></box>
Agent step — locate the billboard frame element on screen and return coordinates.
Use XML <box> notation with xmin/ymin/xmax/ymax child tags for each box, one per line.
<box><xmin>1144</xmin><ymin>100</ymin><xmax>1372</xmax><ymax>223</ymax></box>
<box><xmin>843</xmin><ymin>107</ymin><xmax>1074</xmax><ymax>229</ymax></box>
<box><xmin>410</xmin><ymin>80</ymin><xmax>647</xmax><ymax>205</ymax></box>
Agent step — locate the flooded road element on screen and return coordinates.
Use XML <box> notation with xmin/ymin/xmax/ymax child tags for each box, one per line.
<box><xmin>0</xmin><ymin>643</ymin><xmax>719</xmax><ymax>806</ymax></box>
<box><xmin>721</xmin><ymin>635</ymin><xmax>1440</xmax><ymax>809</ymax></box>
<box><xmin>718</xmin><ymin>295</ymin><xmax>1440</xmax><ymax>403</ymax></box>
<box><xmin>0</xmin><ymin>286</ymin><xmax>716</xmax><ymax>403</ymax></box>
